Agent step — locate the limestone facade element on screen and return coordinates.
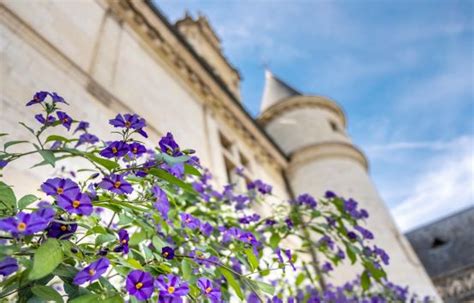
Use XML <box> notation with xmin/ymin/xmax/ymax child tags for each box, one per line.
<box><xmin>0</xmin><ymin>0</ymin><xmax>439</xmax><ymax>300</ymax></box>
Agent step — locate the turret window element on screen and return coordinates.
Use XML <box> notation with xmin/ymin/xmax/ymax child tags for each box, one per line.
<box><xmin>329</xmin><ymin>119</ymin><xmax>339</xmax><ymax>132</ymax></box>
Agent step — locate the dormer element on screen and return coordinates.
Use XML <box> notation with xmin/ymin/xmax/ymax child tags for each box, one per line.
<box><xmin>176</xmin><ymin>13</ymin><xmax>241</xmax><ymax>100</ymax></box>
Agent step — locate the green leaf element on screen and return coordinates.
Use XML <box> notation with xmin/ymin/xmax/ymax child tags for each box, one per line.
<box><xmin>0</xmin><ymin>133</ymin><xmax>8</xmax><ymax>137</ymax></box>
<box><xmin>38</xmin><ymin>150</ymin><xmax>56</xmax><ymax>167</ymax></box>
<box><xmin>129</xmin><ymin>230</ymin><xmax>146</xmax><ymax>246</ymax></box>
<box><xmin>344</xmin><ymin>242</ymin><xmax>357</xmax><ymax>264</ymax></box>
<box><xmin>245</xmin><ymin>248</ymin><xmax>259</xmax><ymax>271</ymax></box>
<box><xmin>254</xmin><ymin>280</ymin><xmax>275</xmax><ymax>296</ymax></box>
<box><xmin>45</xmin><ymin>135</ymin><xmax>70</xmax><ymax>143</ymax></box>
<box><xmin>19</xmin><ymin>122</ymin><xmax>35</xmax><ymax>134</ymax></box>
<box><xmin>269</xmin><ymin>233</ymin><xmax>281</xmax><ymax>249</ymax></box>
<box><xmin>85</xmin><ymin>153</ymin><xmax>119</xmax><ymax>170</ymax></box>
<box><xmin>161</xmin><ymin>153</ymin><xmax>190</xmax><ymax>165</ymax></box>
<box><xmin>103</xmin><ymin>294</ymin><xmax>124</xmax><ymax>303</ymax></box>
<box><xmin>295</xmin><ymin>272</ymin><xmax>305</xmax><ymax>286</ymax></box>
<box><xmin>125</xmin><ymin>258</ymin><xmax>143</xmax><ymax>270</ymax></box>
<box><xmin>4</xmin><ymin>140</ymin><xmax>29</xmax><ymax>150</ymax></box>
<box><xmin>95</xmin><ymin>233</ymin><xmax>116</xmax><ymax>245</ymax></box>
<box><xmin>361</xmin><ymin>270</ymin><xmax>371</xmax><ymax>291</ymax></box>
<box><xmin>181</xmin><ymin>258</ymin><xmax>192</xmax><ymax>280</ymax></box>
<box><xmin>18</xmin><ymin>194</ymin><xmax>38</xmax><ymax>209</ymax></box>
<box><xmin>149</xmin><ymin>168</ymin><xmax>196</xmax><ymax>195</ymax></box>
<box><xmin>29</xmin><ymin>239</ymin><xmax>63</xmax><ymax>280</ymax></box>
<box><xmin>70</xmin><ymin>294</ymin><xmax>100</xmax><ymax>303</ymax></box>
<box><xmin>31</xmin><ymin>285</ymin><xmax>63</xmax><ymax>303</ymax></box>
<box><xmin>152</xmin><ymin>235</ymin><xmax>166</xmax><ymax>251</ymax></box>
<box><xmin>0</xmin><ymin>181</ymin><xmax>16</xmax><ymax>214</ymax></box>
<box><xmin>219</xmin><ymin>266</ymin><xmax>244</xmax><ymax>300</ymax></box>
<box><xmin>184</xmin><ymin>164</ymin><xmax>201</xmax><ymax>176</ymax></box>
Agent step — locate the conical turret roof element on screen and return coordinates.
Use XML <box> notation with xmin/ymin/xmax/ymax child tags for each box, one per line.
<box><xmin>260</xmin><ymin>69</ymin><xmax>301</xmax><ymax>112</ymax></box>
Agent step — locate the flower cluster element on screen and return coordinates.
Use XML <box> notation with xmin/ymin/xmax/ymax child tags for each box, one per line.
<box><xmin>0</xmin><ymin>91</ymin><xmax>431</xmax><ymax>303</ymax></box>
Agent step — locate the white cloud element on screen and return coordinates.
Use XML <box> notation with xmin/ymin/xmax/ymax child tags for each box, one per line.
<box><xmin>390</xmin><ymin>136</ymin><xmax>474</xmax><ymax>231</ymax></box>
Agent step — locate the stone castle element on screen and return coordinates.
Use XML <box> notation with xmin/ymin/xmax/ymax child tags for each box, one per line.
<box><xmin>0</xmin><ymin>0</ymin><xmax>440</xmax><ymax>300</ymax></box>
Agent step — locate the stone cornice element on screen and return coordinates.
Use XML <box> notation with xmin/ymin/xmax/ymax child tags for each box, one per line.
<box><xmin>257</xmin><ymin>95</ymin><xmax>347</xmax><ymax>127</ymax></box>
<box><xmin>107</xmin><ymin>0</ymin><xmax>288</xmax><ymax>169</ymax></box>
<box><xmin>288</xmin><ymin>141</ymin><xmax>368</xmax><ymax>173</ymax></box>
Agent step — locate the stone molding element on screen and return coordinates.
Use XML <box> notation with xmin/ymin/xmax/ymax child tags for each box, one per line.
<box><xmin>257</xmin><ymin>95</ymin><xmax>347</xmax><ymax>127</ymax></box>
<box><xmin>433</xmin><ymin>265</ymin><xmax>474</xmax><ymax>301</ymax></box>
<box><xmin>288</xmin><ymin>141</ymin><xmax>368</xmax><ymax>173</ymax></box>
<box><xmin>107</xmin><ymin>0</ymin><xmax>288</xmax><ymax>169</ymax></box>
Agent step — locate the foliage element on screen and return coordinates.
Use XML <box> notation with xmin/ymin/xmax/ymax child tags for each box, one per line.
<box><xmin>0</xmin><ymin>92</ymin><xmax>431</xmax><ymax>302</ymax></box>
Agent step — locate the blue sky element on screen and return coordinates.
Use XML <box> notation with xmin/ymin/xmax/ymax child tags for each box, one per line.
<box><xmin>157</xmin><ymin>0</ymin><xmax>474</xmax><ymax>231</ymax></box>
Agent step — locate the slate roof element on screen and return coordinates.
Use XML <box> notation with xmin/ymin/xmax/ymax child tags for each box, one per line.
<box><xmin>405</xmin><ymin>206</ymin><xmax>474</xmax><ymax>278</ymax></box>
<box><xmin>260</xmin><ymin>69</ymin><xmax>301</xmax><ymax>112</ymax></box>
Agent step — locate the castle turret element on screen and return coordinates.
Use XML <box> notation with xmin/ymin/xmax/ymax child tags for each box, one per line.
<box><xmin>258</xmin><ymin>70</ymin><xmax>440</xmax><ymax>299</ymax></box>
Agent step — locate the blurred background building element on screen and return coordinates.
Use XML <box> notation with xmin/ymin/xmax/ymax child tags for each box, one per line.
<box><xmin>406</xmin><ymin>206</ymin><xmax>474</xmax><ymax>302</ymax></box>
<box><xmin>0</xmin><ymin>0</ymin><xmax>451</xmax><ymax>300</ymax></box>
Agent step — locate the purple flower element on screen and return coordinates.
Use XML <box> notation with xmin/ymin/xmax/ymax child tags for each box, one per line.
<box><xmin>73</xmin><ymin>257</ymin><xmax>110</xmax><ymax>285</ymax></box>
<box><xmin>325</xmin><ymin>191</ymin><xmax>337</xmax><ymax>199</ymax></box>
<box><xmin>99</xmin><ymin>174</ymin><xmax>133</xmax><ymax>194</ymax></box>
<box><xmin>109</xmin><ymin>113</ymin><xmax>146</xmax><ymax>129</ymax></box>
<box><xmin>162</xmin><ymin>246</ymin><xmax>175</xmax><ymax>260</ymax></box>
<box><xmin>159</xmin><ymin>132</ymin><xmax>182</xmax><ymax>156</ymax></box>
<box><xmin>26</xmin><ymin>91</ymin><xmax>48</xmax><ymax>106</ymax></box>
<box><xmin>76</xmin><ymin>133</ymin><xmax>98</xmax><ymax>147</ymax></box>
<box><xmin>99</xmin><ymin>141</ymin><xmax>129</xmax><ymax>158</ymax></box>
<box><xmin>296</xmin><ymin>193</ymin><xmax>317</xmax><ymax>208</ymax></box>
<box><xmin>0</xmin><ymin>160</ymin><xmax>8</xmax><ymax>169</ymax></box>
<box><xmin>197</xmin><ymin>278</ymin><xmax>222</xmax><ymax>303</ymax></box>
<box><xmin>285</xmin><ymin>249</ymin><xmax>296</xmax><ymax>271</ymax></box>
<box><xmin>355</xmin><ymin>225</ymin><xmax>374</xmax><ymax>240</ymax></box>
<box><xmin>0</xmin><ymin>211</ymin><xmax>52</xmax><ymax>236</ymax></box>
<box><xmin>374</xmin><ymin>246</ymin><xmax>390</xmax><ymax>265</ymax></box>
<box><xmin>41</xmin><ymin>177</ymin><xmax>79</xmax><ymax>197</ymax></box>
<box><xmin>190</xmin><ymin>250</ymin><xmax>219</xmax><ymax>268</ymax></box>
<box><xmin>114</xmin><ymin>229</ymin><xmax>129</xmax><ymax>254</ymax></box>
<box><xmin>239</xmin><ymin>231</ymin><xmax>259</xmax><ymax>246</ymax></box>
<box><xmin>180</xmin><ymin>213</ymin><xmax>200</xmax><ymax>230</ymax></box>
<box><xmin>46</xmin><ymin>220</ymin><xmax>77</xmax><ymax>239</ymax></box>
<box><xmin>285</xmin><ymin>218</ymin><xmax>294</xmax><ymax>229</ymax></box>
<box><xmin>247</xmin><ymin>293</ymin><xmax>260</xmax><ymax>303</ymax></box>
<box><xmin>57</xmin><ymin>189</ymin><xmax>93</xmax><ymax>215</ymax></box>
<box><xmin>322</xmin><ymin>261</ymin><xmax>333</xmax><ymax>273</ymax></box>
<box><xmin>74</xmin><ymin>121</ymin><xmax>89</xmax><ymax>133</ymax></box>
<box><xmin>50</xmin><ymin>92</ymin><xmax>68</xmax><ymax>104</ymax></box>
<box><xmin>347</xmin><ymin>231</ymin><xmax>358</xmax><ymax>241</ymax></box>
<box><xmin>153</xmin><ymin>185</ymin><xmax>170</xmax><ymax>219</ymax></box>
<box><xmin>128</xmin><ymin>142</ymin><xmax>146</xmax><ymax>157</ymax></box>
<box><xmin>155</xmin><ymin>274</ymin><xmax>189</xmax><ymax>300</ymax></box>
<box><xmin>0</xmin><ymin>257</ymin><xmax>18</xmax><ymax>276</ymax></box>
<box><xmin>275</xmin><ymin>248</ymin><xmax>284</xmax><ymax>263</ymax></box>
<box><xmin>57</xmin><ymin>111</ymin><xmax>73</xmax><ymax>131</ymax></box>
<box><xmin>222</xmin><ymin>227</ymin><xmax>241</xmax><ymax>243</ymax></box>
<box><xmin>35</xmin><ymin>114</ymin><xmax>56</xmax><ymax>125</ymax></box>
<box><xmin>126</xmin><ymin>270</ymin><xmax>154</xmax><ymax>300</ymax></box>
<box><xmin>200</xmin><ymin>222</ymin><xmax>213</xmax><ymax>237</ymax></box>
<box><xmin>247</xmin><ymin>179</ymin><xmax>272</xmax><ymax>195</ymax></box>
<box><xmin>319</xmin><ymin>236</ymin><xmax>335</xmax><ymax>250</ymax></box>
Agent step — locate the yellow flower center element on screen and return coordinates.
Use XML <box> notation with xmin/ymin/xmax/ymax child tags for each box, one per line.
<box><xmin>125</xmin><ymin>121</ymin><xmax>131</xmax><ymax>128</ymax></box>
<box><xmin>247</xmin><ymin>235</ymin><xmax>253</xmax><ymax>241</ymax></box>
<box><xmin>168</xmin><ymin>286</ymin><xmax>175</xmax><ymax>294</ymax></box>
<box><xmin>17</xmin><ymin>222</ymin><xmax>27</xmax><ymax>231</ymax></box>
<box><xmin>132</xmin><ymin>147</ymin><xmax>138</xmax><ymax>154</ymax></box>
<box><xmin>114</xmin><ymin>181</ymin><xmax>121</xmax><ymax>189</ymax></box>
<box><xmin>121</xmin><ymin>239</ymin><xmax>127</xmax><ymax>244</ymax></box>
<box><xmin>135</xmin><ymin>282</ymin><xmax>143</xmax><ymax>290</ymax></box>
<box><xmin>163</xmin><ymin>251</ymin><xmax>169</xmax><ymax>257</ymax></box>
<box><xmin>205</xmin><ymin>287</ymin><xmax>212</xmax><ymax>294</ymax></box>
<box><xmin>72</xmin><ymin>200</ymin><xmax>80</xmax><ymax>208</ymax></box>
<box><xmin>88</xmin><ymin>269</ymin><xmax>95</xmax><ymax>276</ymax></box>
<box><xmin>112</xmin><ymin>147</ymin><xmax>118</xmax><ymax>154</ymax></box>
<box><xmin>63</xmin><ymin>118</ymin><xmax>68</xmax><ymax>123</ymax></box>
<box><xmin>60</xmin><ymin>225</ymin><xmax>67</xmax><ymax>231</ymax></box>
<box><xmin>57</xmin><ymin>187</ymin><xmax>64</xmax><ymax>194</ymax></box>
<box><xmin>185</xmin><ymin>218</ymin><xmax>191</xmax><ymax>223</ymax></box>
